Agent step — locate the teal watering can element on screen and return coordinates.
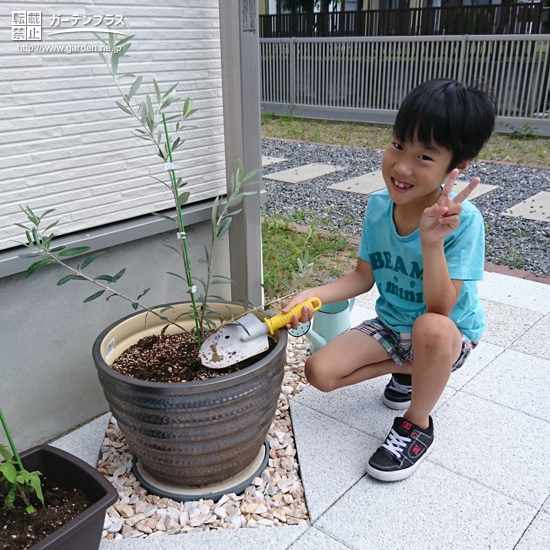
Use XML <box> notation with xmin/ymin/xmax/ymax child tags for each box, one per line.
<box><xmin>306</xmin><ymin>298</ymin><xmax>355</xmax><ymax>353</ymax></box>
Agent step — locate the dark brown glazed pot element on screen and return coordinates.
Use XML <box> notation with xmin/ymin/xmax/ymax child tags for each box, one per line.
<box><xmin>92</xmin><ymin>302</ymin><xmax>286</xmax><ymax>487</ymax></box>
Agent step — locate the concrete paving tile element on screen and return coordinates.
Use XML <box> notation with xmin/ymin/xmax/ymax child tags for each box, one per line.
<box><xmin>515</xmin><ymin>511</ymin><xmax>550</xmax><ymax>550</ymax></box>
<box><xmin>354</xmin><ymin>288</ymin><xmax>380</xmax><ymax>312</ymax></box>
<box><xmin>50</xmin><ymin>412</ymin><xmax>110</xmax><ymax>467</ymax></box>
<box><xmin>262</xmin><ymin>155</ymin><xmax>287</xmax><ymax>166</ymax></box>
<box><xmin>293</xmin><ymin>380</ymin><xmax>455</xmax><ymax>442</ymax></box>
<box><xmin>511</xmin><ymin>314</ymin><xmax>550</xmax><ymax>359</ymax></box>
<box><xmin>503</xmin><ymin>191</ymin><xmax>550</xmax><ymax>222</ymax></box>
<box><xmin>480</xmin><ymin>300</ymin><xmax>542</xmax><ymax>348</ymax></box>
<box><xmin>461</xmin><ymin>349</ymin><xmax>550</xmax><ymax>420</ymax></box>
<box><xmin>263</xmin><ymin>163</ymin><xmax>343</xmax><ymax>183</ymax></box>
<box><xmin>315</xmin><ymin>461</ymin><xmax>535</xmax><ymax>550</ymax></box>
<box><xmin>478</xmin><ymin>272</ymin><xmax>550</xmax><ymax>314</ymax></box>
<box><xmin>287</xmin><ymin>527</ymin><xmax>351</xmax><ymax>550</ymax></box>
<box><xmin>328</xmin><ymin>171</ymin><xmax>385</xmax><ymax>195</ymax></box>
<box><xmin>432</xmin><ymin>392</ymin><xmax>550</xmax><ymax>507</ymax></box>
<box><xmin>290</xmin><ymin>402</ymin><xmax>376</xmax><ymax>520</ymax></box>
<box><xmin>454</xmin><ymin>180</ymin><xmax>498</xmax><ymax>201</ymax></box>
<box><xmin>349</xmin><ymin>304</ymin><xmax>376</xmax><ymax>327</ymax></box>
<box><xmin>99</xmin><ymin>525</ymin><xmax>307</xmax><ymax>550</ymax></box>
<box><xmin>447</xmin><ymin>341</ymin><xmax>505</xmax><ymax>391</ymax></box>
<box><xmin>326</xmin><ymin>175</ymin><xmax>496</xmax><ymax>199</ymax></box>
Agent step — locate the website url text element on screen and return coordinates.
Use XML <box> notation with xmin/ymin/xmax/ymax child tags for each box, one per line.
<box><xmin>17</xmin><ymin>44</ymin><xmax>122</xmax><ymax>54</ymax></box>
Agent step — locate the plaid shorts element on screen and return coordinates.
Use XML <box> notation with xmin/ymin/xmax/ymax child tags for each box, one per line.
<box><xmin>354</xmin><ymin>318</ymin><xmax>477</xmax><ymax>372</ymax></box>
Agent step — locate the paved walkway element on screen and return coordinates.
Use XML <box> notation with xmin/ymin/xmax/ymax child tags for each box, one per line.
<box><xmin>53</xmin><ymin>271</ymin><xmax>550</xmax><ymax>549</ymax></box>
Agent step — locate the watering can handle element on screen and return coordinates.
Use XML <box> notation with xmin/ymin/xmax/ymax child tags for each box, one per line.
<box><xmin>264</xmin><ymin>298</ymin><xmax>322</xmax><ymax>335</ymax></box>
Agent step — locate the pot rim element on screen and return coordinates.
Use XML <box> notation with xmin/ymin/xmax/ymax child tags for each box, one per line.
<box><xmin>92</xmin><ymin>301</ymin><xmax>287</xmax><ymax>391</ymax></box>
<box><xmin>21</xmin><ymin>444</ymin><xmax>118</xmax><ymax>501</ymax></box>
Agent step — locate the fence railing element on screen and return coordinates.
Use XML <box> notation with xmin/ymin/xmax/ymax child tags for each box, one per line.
<box><xmin>260</xmin><ymin>4</ymin><xmax>544</xmax><ymax>38</ymax></box>
<box><xmin>260</xmin><ymin>35</ymin><xmax>550</xmax><ymax>133</ymax></box>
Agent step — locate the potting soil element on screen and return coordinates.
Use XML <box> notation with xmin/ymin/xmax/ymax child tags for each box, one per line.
<box><xmin>0</xmin><ymin>478</ymin><xmax>91</xmax><ymax>549</ymax></box>
<box><xmin>110</xmin><ymin>331</ymin><xmax>277</xmax><ymax>383</ymax></box>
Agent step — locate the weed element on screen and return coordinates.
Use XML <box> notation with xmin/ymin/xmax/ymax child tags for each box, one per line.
<box><xmin>299</xmin><ymin>120</ymin><xmax>306</xmax><ymax>142</ymax></box>
<box><xmin>500</xmin><ymin>249</ymin><xmax>526</xmax><ymax>269</ymax></box>
<box><xmin>261</xmin><ymin>216</ymin><xmax>355</xmax><ymax>297</ymax></box>
<box><xmin>294</xmin><ymin>208</ymin><xmax>306</xmax><ymax>223</ymax></box>
<box><xmin>313</xmin><ymin>124</ymin><xmax>321</xmax><ymax>142</ymax></box>
<box><xmin>261</xmin><ymin>111</ymin><xmax>277</xmax><ymax>124</ymax></box>
<box><xmin>506</xmin><ymin>122</ymin><xmax>540</xmax><ymax>140</ymax></box>
<box><xmin>342</xmin><ymin>120</ymin><xmax>350</xmax><ymax>144</ymax></box>
<box><xmin>514</xmin><ymin>229</ymin><xmax>531</xmax><ymax>239</ymax></box>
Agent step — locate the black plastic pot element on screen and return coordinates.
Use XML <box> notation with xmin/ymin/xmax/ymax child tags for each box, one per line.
<box><xmin>13</xmin><ymin>445</ymin><xmax>117</xmax><ymax>550</ymax></box>
<box><xmin>92</xmin><ymin>302</ymin><xmax>286</xmax><ymax>488</ymax></box>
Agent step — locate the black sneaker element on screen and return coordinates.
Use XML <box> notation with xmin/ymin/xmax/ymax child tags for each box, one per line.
<box><xmin>366</xmin><ymin>416</ymin><xmax>434</xmax><ymax>482</ymax></box>
<box><xmin>382</xmin><ymin>373</ymin><xmax>412</xmax><ymax>410</ymax></box>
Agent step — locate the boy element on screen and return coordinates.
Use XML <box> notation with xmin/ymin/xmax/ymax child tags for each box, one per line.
<box><xmin>282</xmin><ymin>79</ymin><xmax>496</xmax><ymax>482</ymax></box>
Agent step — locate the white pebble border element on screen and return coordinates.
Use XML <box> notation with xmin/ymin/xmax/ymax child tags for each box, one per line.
<box><xmin>100</xmin><ymin>336</ymin><xmax>311</xmax><ymax>541</ymax></box>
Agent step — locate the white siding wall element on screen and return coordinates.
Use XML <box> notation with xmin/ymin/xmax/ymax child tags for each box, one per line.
<box><xmin>0</xmin><ymin>0</ymin><xmax>225</xmax><ymax>251</ymax></box>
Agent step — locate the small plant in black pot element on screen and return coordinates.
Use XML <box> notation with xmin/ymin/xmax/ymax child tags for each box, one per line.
<box><xmin>0</xmin><ymin>407</ymin><xmax>117</xmax><ymax>550</ymax></box>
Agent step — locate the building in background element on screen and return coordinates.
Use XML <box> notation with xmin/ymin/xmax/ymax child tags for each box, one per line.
<box><xmin>259</xmin><ymin>0</ymin><xmax>545</xmax><ymax>36</ymax></box>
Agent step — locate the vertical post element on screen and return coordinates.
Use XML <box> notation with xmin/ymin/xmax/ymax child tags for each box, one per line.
<box><xmin>458</xmin><ymin>34</ymin><xmax>467</xmax><ymax>83</ymax></box>
<box><xmin>290</xmin><ymin>37</ymin><xmax>296</xmax><ymax>114</ymax></box>
<box><xmin>219</xmin><ymin>0</ymin><xmax>263</xmax><ymax>306</ymax></box>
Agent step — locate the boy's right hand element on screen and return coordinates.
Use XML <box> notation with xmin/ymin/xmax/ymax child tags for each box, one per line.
<box><xmin>282</xmin><ymin>290</ymin><xmax>318</xmax><ymax>329</ymax></box>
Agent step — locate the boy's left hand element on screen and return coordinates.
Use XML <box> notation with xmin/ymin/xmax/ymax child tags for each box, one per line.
<box><xmin>420</xmin><ymin>169</ymin><xmax>480</xmax><ymax>244</ymax></box>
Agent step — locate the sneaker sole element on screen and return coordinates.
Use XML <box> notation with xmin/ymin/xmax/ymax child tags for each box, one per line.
<box><xmin>366</xmin><ymin>441</ymin><xmax>434</xmax><ymax>482</ymax></box>
<box><xmin>381</xmin><ymin>396</ymin><xmax>411</xmax><ymax>410</ymax></box>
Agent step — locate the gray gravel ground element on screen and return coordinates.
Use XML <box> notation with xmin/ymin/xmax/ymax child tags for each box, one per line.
<box><xmin>262</xmin><ymin>138</ymin><xmax>550</xmax><ymax>276</ymax></box>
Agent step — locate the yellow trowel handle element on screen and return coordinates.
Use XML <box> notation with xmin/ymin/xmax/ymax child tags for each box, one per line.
<box><xmin>264</xmin><ymin>298</ymin><xmax>322</xmax><ymax>335</ymax></box>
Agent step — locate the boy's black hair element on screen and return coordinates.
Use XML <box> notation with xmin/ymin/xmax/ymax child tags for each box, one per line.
<box><xmin>393</xmin><ymin>79</ymin><xmax>496</xmax><ymax>171</ymax></box>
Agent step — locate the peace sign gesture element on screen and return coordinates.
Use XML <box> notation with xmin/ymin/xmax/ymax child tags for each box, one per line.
<box><xmin>419</xmin><ymin>169</ymin><xmax>481</xmax><ymax>244</ymax></box>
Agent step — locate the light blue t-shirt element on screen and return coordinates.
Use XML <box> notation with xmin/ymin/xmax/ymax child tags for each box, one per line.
<box><xmin>358</xmin><ymin>189</ymin><xmax>485</xmax><ymax>342</ymax></box>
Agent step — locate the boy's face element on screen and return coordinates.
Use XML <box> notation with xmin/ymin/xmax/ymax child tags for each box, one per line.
<box><xmin>381</xmin><ymin>135</ymin><xmax>466</xmax><ymax>208</ymax></box>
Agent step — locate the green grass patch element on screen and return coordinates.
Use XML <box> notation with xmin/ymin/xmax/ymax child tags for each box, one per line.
<box><xmin>262</xmin><ymin>215</ymin><xmax>356</xmax><ymax>298</ymax></box>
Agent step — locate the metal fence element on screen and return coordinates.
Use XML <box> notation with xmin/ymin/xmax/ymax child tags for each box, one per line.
<box><xmin>260</xmin><ymin>4</ymin><xmax>544</xmax><ymax>38</ymax></box>
<box><xmin>260</xmin><ymin>35</ymin><xmax>550</xmax><ymax>134</ymax></box>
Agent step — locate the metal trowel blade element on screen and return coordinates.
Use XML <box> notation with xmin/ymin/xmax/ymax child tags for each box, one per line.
<box><xmin>199</xmin><ymin>313</ymin><xmax>270</xmax><ymax>369</ymax></box>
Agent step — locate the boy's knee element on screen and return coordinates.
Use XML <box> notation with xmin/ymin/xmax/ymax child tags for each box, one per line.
<box><xmin>412</xmin><ymin>313</ymin><xmax>455</xmax><ymax>349</ymax></box>
<box><xmin>304</xmin><ymin>355</ymin><xmax>336</xmax><ymax>393</ymax></box>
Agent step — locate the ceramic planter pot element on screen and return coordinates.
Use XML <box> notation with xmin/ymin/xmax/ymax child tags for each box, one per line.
<box><xmin>92</xmin><ymin>302</ymin><xmax>286</xmax><ymax>488</ymax></box>
<box><xmin>5</xmin><ymin>445</ymin><xmax>118</xmax><ymax>550</ymax></box>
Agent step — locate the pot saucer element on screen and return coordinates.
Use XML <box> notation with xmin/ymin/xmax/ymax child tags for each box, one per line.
<box><xmin>132</xmin><ymin>439</ymin><xmax>269</xmax><ymax>502</ymax></box>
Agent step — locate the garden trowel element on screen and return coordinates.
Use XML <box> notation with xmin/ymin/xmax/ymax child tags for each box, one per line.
<box><xmin>199</xmin><ymin>298</ymin><xmax>322</xmax><ymax>369</ymax></box>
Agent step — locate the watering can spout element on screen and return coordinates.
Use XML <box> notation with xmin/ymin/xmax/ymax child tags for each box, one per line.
<box><xmin>304</xmin><ymin>329</ymin><xmax>326</xmax><ymax>350</ymax></box>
